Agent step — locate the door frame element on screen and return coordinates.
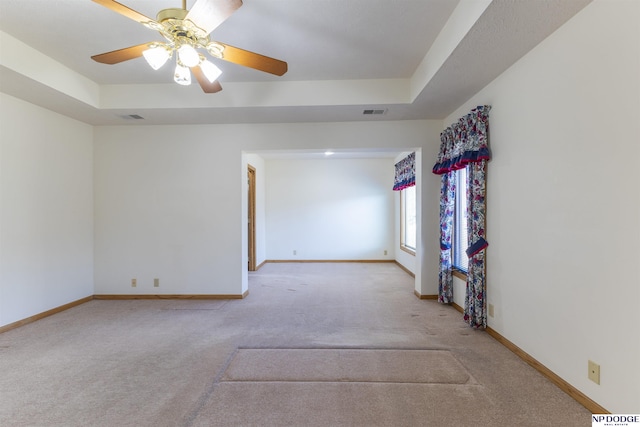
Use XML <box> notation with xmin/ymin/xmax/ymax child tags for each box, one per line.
<box><xmin>247</xmin><ymin>165</ymin><xmax>257</xmax><ymax>271</ymax></box>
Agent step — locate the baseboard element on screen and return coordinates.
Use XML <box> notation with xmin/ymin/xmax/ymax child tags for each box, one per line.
<box><xmin>266</xmin><ymin>259</ymin><xmax>415</xmax><ymax>279</ymax></box>
<box><xmin>93</xmin><ymin>292</ymin><xmax>249</xmax><ymax>300</ymax></box>
<box><xmin>394</xmin><ymin>261</ymin><xmax>415</xmax><ymax>278</ymax></box>
<box><xmin>1</xmin><ymin>292</ymin><xmax>250</xmax><ymax>335</ymax></box>
<box><xmin>255</xmin><ymin>260</ymin><xmax>267</xmax><ymax>270</ymax></box>
<box><xmin>265</xmin><ymin>259</ymin><xmax>396</xmax><ymax>263</ymax></box>
<box><xmin>0</xmin><ymin>295</ymin><xmax>93</xmax><ymax>334</ymax></box>
<box><xmin>485</xmin><ymin>326</ymin><xmax>608</xmax><ymax>414</ymax></box>
<box><xmin>448</xmin><ymin>301</ymin><xmax>608</xmax><ymax>414</ymax></box>
<box><xmin>413</xmin><ymin>290</ymin><xmax>437</xmax><ymax>300</ymax></box>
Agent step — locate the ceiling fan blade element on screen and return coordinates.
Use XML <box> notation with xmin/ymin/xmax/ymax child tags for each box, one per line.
<box><xmin>191</xmin><ymin>66</ymin><xmax>224</xmax><ymax>93</ymax></box>
<box><xmin>186</xmin><ymin>0</ymin><xmax>243</xmax><ymax>36</ymax></box>
<box><xmin>91</xmin><ymin>0</ymin><xmax>157</xmax><ymax>25</ymax></box>
<box><xmin>91</xmin><ymin>43</ymin><xmax>151</xmax><ymax>64</ymax></box>
<box><xmin>215</xmin><ymin>42</ymin><xmax>287</xmax><ymax>76</ymax></box>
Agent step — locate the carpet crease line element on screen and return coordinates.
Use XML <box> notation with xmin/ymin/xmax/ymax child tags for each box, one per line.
<box><xmin>183</xmin><ymin>347</ymin><xmax>240</xmax><ymax>427</ymax></box>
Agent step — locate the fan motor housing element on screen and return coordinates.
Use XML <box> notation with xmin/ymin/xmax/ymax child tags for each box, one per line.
<box><xmin>155</xmin><ymin>8</ymin><xmax>206</xmax><ymax>44</ymax></box>
<box><xmin>156</xmin><ymin>8</ymin><xmax>188</xmax><ymax>22</ymax></box>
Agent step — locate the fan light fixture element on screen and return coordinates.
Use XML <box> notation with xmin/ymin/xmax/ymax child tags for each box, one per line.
<box><xmin>138</xmin><ymin>7</ymin><xmax>227</xmax><ymax>87</ymax></box>
<box><xmin>177</xmin><ymin>44</ymin><xmax>200</xmax><ymax>67</ymax></box>
<box><xmin>91</xmin><ymin>0</ymin><xmax>288</xmax><ymax>94</ymax></box>
<box><xmin>142</xmin><ymin>44</ymin><xmax>172</xmax><ymax>70</ymax></box>
<box><xmin>142</xmin><ymin>42</ymin><xmax>222</xmax><ymax>85</ymax></box>
<box><xmin>199</xmin><ymin>58</ymin><xmax>222</xmax><ymax>83</ymax></box>
<box><xmin>174</xmin><ymin>63</ymin><xmax>191</xmax><ymax>85</ymax></box>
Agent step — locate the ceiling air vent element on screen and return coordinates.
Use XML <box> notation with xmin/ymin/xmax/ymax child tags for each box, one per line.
<box><xmin>119</xmin><ymin>114</ymin><xmax>145</xmax><ymax>120</ymax></box>
<box><xmin>363</xmin><ymin>109</ymin><xmax>387</xmax><ymax>115</ymax></box>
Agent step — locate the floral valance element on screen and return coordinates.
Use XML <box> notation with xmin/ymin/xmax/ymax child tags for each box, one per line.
<box><xmin>432</xmin><ymin>105</ymin><xmax>491</xmax><ymax>175</ymax></box>
<box><xmin>393</xmin><ymin>152</ymin><xmax>415</xmax><ymax>191</ymax></box>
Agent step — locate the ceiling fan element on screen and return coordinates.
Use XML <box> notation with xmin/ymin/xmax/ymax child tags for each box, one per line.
<box><xmin>90</xmin><ymin>0</ymin><xmax>288</xmax><ymax>93</ymax></box>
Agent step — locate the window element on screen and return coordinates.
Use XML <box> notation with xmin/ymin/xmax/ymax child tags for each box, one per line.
<box><xmin>453</xmin><ymin>167</ymin><xmax>468</xmax><ymax>272</ymax></box>
<box><xmin>400</xmin><ymin>185</ymin><xmax>416</xmax><ymax>254</ymax></box>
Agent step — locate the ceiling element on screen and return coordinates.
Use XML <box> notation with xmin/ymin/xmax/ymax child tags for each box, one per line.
<box><xmin>0</xmin><ymin>0</ymin><xmax>592</xmax><ymax>126</ymax></box>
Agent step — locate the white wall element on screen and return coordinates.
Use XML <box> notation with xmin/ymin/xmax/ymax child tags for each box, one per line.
<box><xmin>93</xmin><ymin>125</ymin><xmax>245</xmax><ymax>295</ymax></box>
<box><xmin>417</xmin><ymin>143</ymin><xmax>442</xmax><ymax>297</ymax></box>
<box><xmin>448</xmin><ymin>0</ymin><xmax>639</xmax><ymax>412</ymax></box>
<box><xmin>0</xmin><ymin>93</ymin><xmax>94</xmax><ymax>328</ymax></box>
<box><xmin>94</xmin><ymin>120</ymin><xmax>442</xmax><ymax>296</ymax></box>
<box><xmin>265</xmin><ymin>157</ymin><xmax>395</xmax><ymax>260</ymax></box>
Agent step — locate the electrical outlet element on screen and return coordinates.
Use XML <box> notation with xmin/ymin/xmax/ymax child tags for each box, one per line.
<box><xmin>154</xmin><ymin>278</ymin><xmax>159</xmax><ymax>287</ymax></box>
<box><xmin>588</xmin><ymin>360</ymin><xmax>600</xmax><ymax>384</ymax></box>
<box><xmin>384</xmin><ymin>250</ymin><xmax>388</xmax><ymax>255</ymax></box>
<box><xmin>293</xmin><ymin>250</ymin><xmax>297</xmax><ymax>255</ymax></box>
<box><xmin>131</xmin><ymin>278</ymin><xmax>137</xmax><ymax>287</ymax></box>
<box><xmin>488</xmin><ymin>304</ymin><xmax>494</xmax><ymax>317</ymax></box>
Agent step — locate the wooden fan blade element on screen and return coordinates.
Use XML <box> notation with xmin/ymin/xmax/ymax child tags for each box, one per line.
<box><xmin>186</xmin><ymin>0</ymin><xmax>243</xmax><ymax>36</ymax></box>
<box><xmin>92</xmin><ymin>0</ymin><xmax>156</xmax><ymax>24</ymax></box>
<box><xmin>91</xmin><ymin>43</ymin><xmax>151</xmax><ymax>64</ymax></box>
<box><xmin>215</xmin><ymin>42</ymin><xmax>287</xmax><ymax>76</ymax></box>
<box><xmin>191</xmin><ymin>66</ymin><xmax>223</xmax><ymax>93</ymax></box>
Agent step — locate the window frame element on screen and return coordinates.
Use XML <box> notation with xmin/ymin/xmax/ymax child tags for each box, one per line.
<box><xmin>452</xmin><ymin>167</ymin><xmax>468</xmax><ymax>278</ymax></box>
<box><xmin>399</xmin><ymin>185</ymin><xmax>416</xmax><ymax>256</ymax></box>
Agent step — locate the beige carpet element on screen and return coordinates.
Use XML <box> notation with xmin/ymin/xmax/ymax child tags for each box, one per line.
<box><xmin>0</xmin><ymin>262</ymin><xmax>592</xmax><ymax>426</ymax></box>
<box><xmin>221</xmin><ymin>348</ymin><xmax>474</xmax><ymax>384</ymax></box>
<box><xmin>190</xmin><ymin>383</ymin><xmax>496</xmax><ymax>427</ymax></box>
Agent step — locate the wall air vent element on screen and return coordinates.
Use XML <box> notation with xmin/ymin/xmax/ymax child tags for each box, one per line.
<box><xmin>119</xmin><ymin>114</ymin><xmax>145</xmax><ymax>120</ymax></box>
<box><xmin>363</xmin><ymin>109</ymin><xmax>387</xmax><ymax>115</ymax></box>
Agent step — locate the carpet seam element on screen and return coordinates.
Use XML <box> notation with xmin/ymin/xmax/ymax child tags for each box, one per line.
<box><xmin>217</xmin><ymin>380</ymin><xmax>482</xmax><ymax>385</ymax></box>
<box><xmin>234</xmin><ymin>346</ymin><xmax>451</xmax><ymax>351</ymax></box>
<box><xmin>183</xmin><ymin>347</ymin><xmax>240</xmax><ymax>427</ymax></box>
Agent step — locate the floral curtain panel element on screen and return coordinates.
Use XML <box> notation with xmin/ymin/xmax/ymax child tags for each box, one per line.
<box><xmin>433</xmin><ymin>105</ymin><xmax>491</xmax><ymax>328</ymax></box>
<box><xmin>464</xmin><ymin>160</ymin><xmax>489</xmax><ymax>328</ymax></box>
<box><xmin>393</xmin><ymin>152</ymin><xmax>416</xmax><ymax>191</ymax></box>
<box><xmin>438</xmin><ymin>172</ymin><xmax>455</xmax><ymax>303</ymax></box>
